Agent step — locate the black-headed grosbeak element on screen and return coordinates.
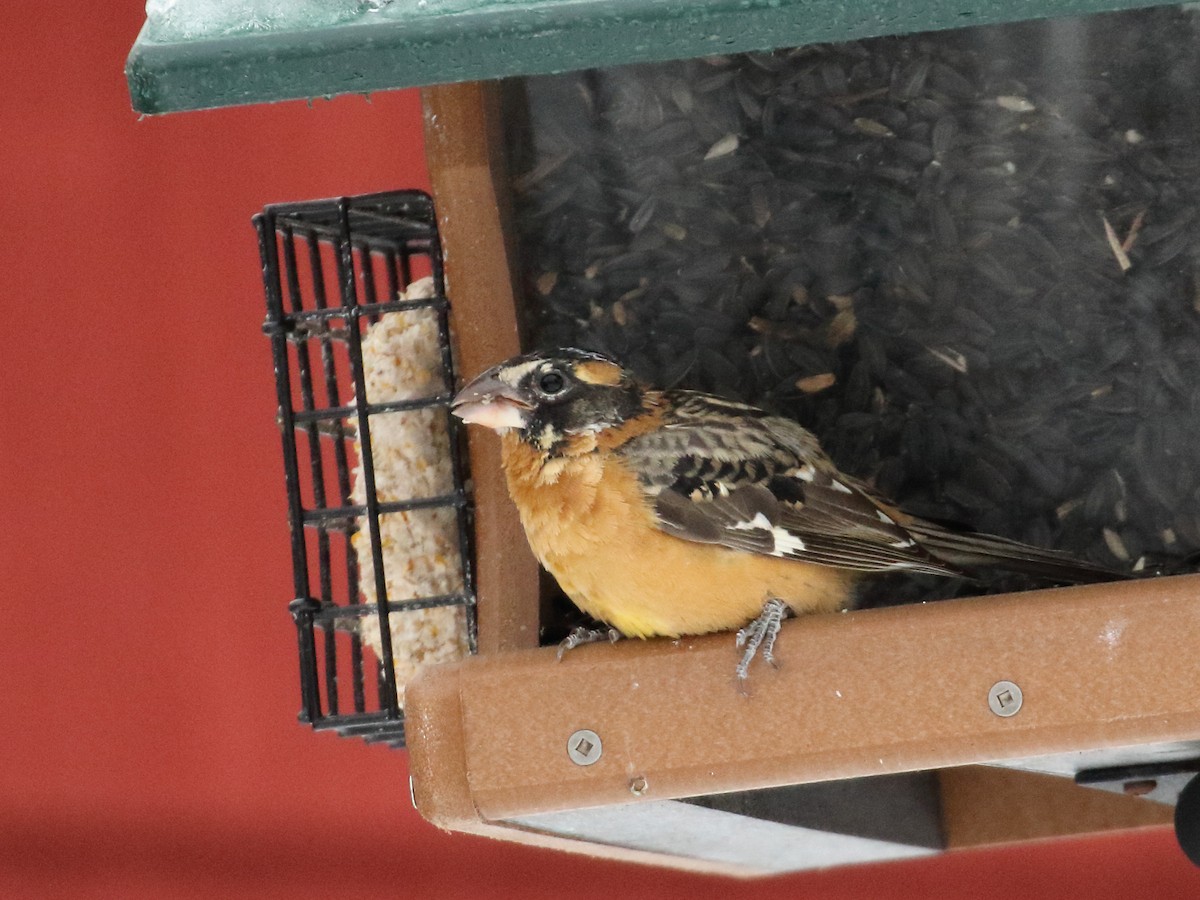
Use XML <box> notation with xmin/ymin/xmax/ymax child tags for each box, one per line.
<box><xmin>452</xmin><ymin>348</ymin><xmax>1124</xmax><ymax>680</ymax></box>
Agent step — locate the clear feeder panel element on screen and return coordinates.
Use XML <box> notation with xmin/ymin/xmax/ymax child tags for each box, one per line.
<box><xmin>502</xmin><ymin>5</ymin><xmax>1200</xmax><ymax>609</ymax></box>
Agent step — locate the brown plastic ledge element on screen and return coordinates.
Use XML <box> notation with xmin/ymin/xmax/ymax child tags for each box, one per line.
<box><xmin>408</xmin><ymin>574</ymin><xmax>1199</xmax><ymax>830</ymax></box>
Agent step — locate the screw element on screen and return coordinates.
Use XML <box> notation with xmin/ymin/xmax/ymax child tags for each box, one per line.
<box><xmin>988</xmin><ymin>681</ymin><xmax>1023</xmax><ymax>717</ymax></box>
<box><xmin>629</xmin><ymin>776</ymin><xmax>649</xmax><ymax>796</ymax></box>
<box><xmin>567</xmin><ymin>729</ymin><xmax>602</xmax><ymax>766</ymax></box>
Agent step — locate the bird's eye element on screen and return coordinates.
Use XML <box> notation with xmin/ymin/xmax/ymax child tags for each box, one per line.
<box><xmin>537</xmin><ymin>370</ymin><xmax>567</xmax><ymax>396</ymax></box>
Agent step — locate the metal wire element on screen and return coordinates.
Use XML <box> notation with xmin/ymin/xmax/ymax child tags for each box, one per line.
<box><xmin>256</xmin><ymin>190</ymin><xmax>476</xmax><ymax>750</ymax></box>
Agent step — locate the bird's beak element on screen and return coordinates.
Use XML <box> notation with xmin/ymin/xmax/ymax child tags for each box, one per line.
<box><xmin>451</xmin><ymin>369</ymin><xmax>533</xmax><ymax>431</ymax></box>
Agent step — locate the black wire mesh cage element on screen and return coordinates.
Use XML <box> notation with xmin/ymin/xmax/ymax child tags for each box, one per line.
<box><xmin>256</xmin><ymin>190</ymin><xmax>476</xmax><ymax>749</ymax></box>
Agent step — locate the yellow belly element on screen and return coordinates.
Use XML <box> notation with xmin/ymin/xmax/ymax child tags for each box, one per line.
<box><xmin>501</xmin><ymin>434</ymin><xmax>856</xmax><ymax>639</ymax></box>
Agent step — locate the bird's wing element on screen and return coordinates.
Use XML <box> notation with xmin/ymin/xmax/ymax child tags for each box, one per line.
<box><xmin>617</xmin><ymin>392</ymin><xmax>960</xmax><ymax>576</ymax></box>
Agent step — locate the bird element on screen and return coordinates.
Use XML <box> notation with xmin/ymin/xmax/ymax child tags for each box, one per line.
<box><xmin>451</xmin><ymin>347</ymin><xmax>1126</xmax><ymax>682</ymax></box>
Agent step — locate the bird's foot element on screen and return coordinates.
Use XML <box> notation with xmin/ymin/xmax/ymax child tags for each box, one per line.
<box><xmin>734</xmin><ymin>598</ymin><xmax>790</xmax><ymax>687</ymax></box>
<box><xmin>557</xmin><ymin>625</ymin><xmax>622</xmax><ymax>660</ymax></box>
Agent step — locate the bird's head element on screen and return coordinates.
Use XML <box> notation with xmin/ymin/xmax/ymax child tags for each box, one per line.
<box><xmin>452</xmin><ymin>348</ymin><xmax>645</xmax><ymax>453</ymax></box>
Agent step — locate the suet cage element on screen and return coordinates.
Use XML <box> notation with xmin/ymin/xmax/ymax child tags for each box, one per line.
<box><xmin>130</xmin><ymin>0</ymin><xmax>1200</xmax><ymax>876</ymax></box>
<box><xmin>256</xmin><ymin>191</ymin><xmax>476</xmax><ymax>749</ymax></box>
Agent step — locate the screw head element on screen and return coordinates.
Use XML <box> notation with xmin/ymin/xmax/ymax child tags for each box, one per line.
<box><xmin>567</xmin><ymin>729</ymin><xmax>602</xmax><ymax>766</ymax></box>
<box><xmin>629</xmin><ymin>776</ymin><xmax>649</xmax><ymax>796</ymax></box>
<box><xmin>988</xmin><ymin>680</ymin><xmax>1023</xmax><ymax>717</ymax></box>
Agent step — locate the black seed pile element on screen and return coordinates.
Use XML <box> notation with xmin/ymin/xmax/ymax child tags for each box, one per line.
<box><xmin>504</xmin><ymin>6</ymin><xmax>1200</xmax><ymax>607</ymax></box>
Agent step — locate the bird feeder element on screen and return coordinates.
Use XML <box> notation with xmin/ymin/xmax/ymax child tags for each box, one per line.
<box><xmin>128</xmin><ymin>0</ymin><xmax>1200</xmax><ymax>876</ymax></box>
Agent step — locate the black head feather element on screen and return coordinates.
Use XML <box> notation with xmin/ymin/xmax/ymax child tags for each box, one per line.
<box><xmin>452</xmin><ymin>348</ymin><xmax>645</xmax><ymax>454</ymax></box>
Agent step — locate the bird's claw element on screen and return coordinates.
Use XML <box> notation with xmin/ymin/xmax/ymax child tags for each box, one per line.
<box><xmin>557</xmin><ymin>625</ymin><xmax>622</xmax><ymax>660</ymax></box>
<box><xmin>734</xmin><ymin>598</ymin><xmax>790</xmax><ymax>688</ymax></box>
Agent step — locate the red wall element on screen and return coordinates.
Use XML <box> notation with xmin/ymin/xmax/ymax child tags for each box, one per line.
<box><xmin>2</xmin><ymin>4</ymin><xmax>1199</xmax><ymax>897</ymax></box>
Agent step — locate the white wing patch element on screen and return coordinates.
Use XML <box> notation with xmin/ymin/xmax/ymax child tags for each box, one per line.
<box><xmin>730</xmin><ymin>512</ymin><xmax>773</xmax><ymax>531</ymax></box>
<box><xmin>769</xmin><ymin>526</ymin><xmax>808</xmax><ymax>555</ymax></box>
<box><xmin>728</xmin><ymin>513</ymin><xmax>808</xmax><ymax>555</ymax></box>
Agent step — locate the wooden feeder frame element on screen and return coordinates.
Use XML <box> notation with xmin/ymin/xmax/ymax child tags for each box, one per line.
<box><xmin>409</xmin><ymin>80</ymin><xmax>1200</xmax><ymax>875</ymax></box>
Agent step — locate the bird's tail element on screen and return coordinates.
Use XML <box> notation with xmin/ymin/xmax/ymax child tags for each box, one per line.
<box><xmin>908</xmin><ymin>522</ymin><xmax>1128</xmax><ymax>585</ymax></box>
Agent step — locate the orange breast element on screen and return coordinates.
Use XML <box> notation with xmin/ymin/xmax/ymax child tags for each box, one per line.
<box><xmin>500</xmin><ymin>434</ymin><xmax>857</xmax><ymax>639</ymax></box>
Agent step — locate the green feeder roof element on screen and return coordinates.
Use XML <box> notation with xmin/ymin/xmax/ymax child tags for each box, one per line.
<box><xmin>126</xmin><ymin>0</ymin><xmax>1168</xmax><ymax>115</ymax></box>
